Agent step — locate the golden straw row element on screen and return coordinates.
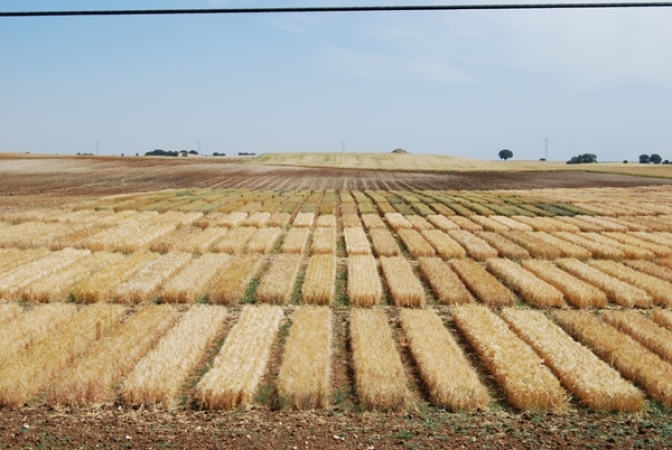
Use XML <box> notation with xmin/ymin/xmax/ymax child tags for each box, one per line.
<box><xmin>446</xmin><ymin>230</ymin><xmax>497</xmax><ymax>261</ymax></box>
<box><xmin>0</xmin><ymin>304</ymin><xmax>126</xmax><ymax>408</ymax></box>
<box><xmin>301</xmin><ymin>254</ymin><xmax>336</xmax><ymax>305</ymax></box>
<box><xmin>418</xmin><ymin>257</ymin><xmax>474</xmax><ymax>305</ymax></box>
<box><xmin>452</xmin><ymin>305</ymin><xmax>567</xmax><ymax>411</ymax></box>
<box><xmin>348</xmin><ymin>255</ymin><xmax>383</xmax><ymax>307</ymax></box>
<box><xmin>344</xmin><ymin>227</ymin><xmax>372</xmax><ymax>255</ymax></box>
<box><xmin>197</xmin><ymin>305</ymin><xmax>283</xmax><ymax>409</ymax></box>
<box><xmin>209</xmin><ymin>254</ymin><xmax>265</xmax><ymax>305</ymax></box>
<box><xmin>113</xmin><ymin>252</ymin><xmax>192</xmax><ymax>303</ymax></box>
<box><xmin>255</xmin><ymin>254</ymin><xmax>302</xmax><ymax>304</ymax></box>
<box><xmin>122</xmin><ymin>305</ymin><xmax>229</xmax><ymax>409</ymax></box>
<box><xmin>162</xmin><ymin>253</ymin><xmax>232</xmax><ymax>303</ymax></box>
<box><xmin>379</xmin><ymin>256</ymin><xmax>425</xmax><ymax>307</ymax></box>
<box><xmin>601</xmin><ymin>311</ymin><xmax>672</xmax><ymax>364</ymax></box>
<box><xmin>501</xmin><ymin>309</ymin><xmax>643</xmax><ymax>412</ymax></box>
<box><xmin>448</xmin><ymin>259</ymin><xmax>514</xmax><ymax>307</ymax></box>
<box><xmin>278</xmin><ymin>306</ymin><xmax>332</xmax><ymax>409</ymax></box>
<box><xmin>521</xmin><ymin>259</ymin><xmax>606</xmax><ymax>308</ymax></box>
<box><xmin>553</xmin><ymin>311</ymin><xmax>672</xmax><ymax>408</ymax></box>
<box><xmin>400</xmin><ymin>309</ymin><xmax>489</xmax><ymax>410</ymax></box>
<box><xmin>486</xmin><ymin>258</ymin><xmax>566</xmax><ymax>308</ymax></box>
<box><xmin>49</xmin><ymin>305</ymin><xmax>179</xmax><ymax>406</ymax></box>
<box><xmin>587</xmin><ymin>260</ymin><xmax>672</xmax><ymax>307</ymax></box>
<box><xmin>474</xmin><ymin>231</ymin><xmax>529</xmax><ymax>259</ymax></box>
<box><xmin>556</xmin><ymin>259</ymin><xmax>652</xmax><ymax>308</ymax></box>
<box><xmin>350</xmin><ymin>309</ymin><xmax>407</xmax><ymax>411</ymax></box>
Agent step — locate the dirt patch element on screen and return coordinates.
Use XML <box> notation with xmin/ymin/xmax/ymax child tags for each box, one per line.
<box><xmin>1</xmin><ymin>157</ymin><xmax>672</xmax><ymax>202</ymax></box>
<box><xmin>1</xmin><ymin>407</ymin><xmax>669</xmax><ymax>449</ymax></box>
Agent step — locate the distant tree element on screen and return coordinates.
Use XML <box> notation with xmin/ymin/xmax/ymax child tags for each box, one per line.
<box><xmin>567</xmin><ymin>153</ymin><xmax>597</xmax><ymax>164</ymax></box>
<box><xmin>189</xmin><ymin>150</ymin><xmax>198</xmax><ymax>155</ymax></box>
<box><xmin>213</xmin><ymin>152</ymin><xmax>226</xmax><ymax>157</ymax></box>
<box><xmin>498</xmin><ymin>149</ymin><xmax>513</xmax><ymax>161</ymax></box>
<box><xmin>663</xmin><ymin>159</ymin><xmax>670</xmax><ymax>165</ymax></box>
<box><xmin>650</xmin><ymin>154</ymin><xmax>662</xmax><ymax>164</ymax></box>
<box><xmin>623</xmin><ymin>160</ymin><xmax>629</xmax><ymax>164</ymax></box>
<box><xmin>639</xmin><ymin>154</ymin><xmax>650</xmax><ymax>164</ymax></box>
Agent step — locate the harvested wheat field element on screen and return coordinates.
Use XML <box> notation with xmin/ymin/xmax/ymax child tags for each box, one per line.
<box><xmin>2</xmin><ymin>154</ymin><xmax>672</xmax><ymax>448</ymax></box>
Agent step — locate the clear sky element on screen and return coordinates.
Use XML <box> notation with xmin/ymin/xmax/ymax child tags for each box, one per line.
<box><xmin>1</xmin><ymin>0</ymin><xmax>671</xmax><ymax>161</ymax></box>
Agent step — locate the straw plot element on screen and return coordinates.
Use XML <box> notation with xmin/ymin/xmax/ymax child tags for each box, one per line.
<box><xmin>361</xmin><ymin>213</ymin><xmax>386</xmax><ymax>230</ymax></box>
<box><xmin>255</xmin><ymin>254</ymin><xmax>303</xmax><ymax>304</ymax></box>
<box><xmin>348</xmin><ymin>255</ymin><xmax>383</xmax><ymax>307</ymax></box>
<box><xmin>397</xmin><ymin>229</ymin><xmax>435</xmax><ymax>258</ymax></box>
<box><xmin>573</xmin><ymin>215</ymin><xmax>628</xmax><ymax>232</ymax></box>
<box><xmin>501</xmin><ymin>231</ymin><xmax>563</xmax><ymax>260</ymax></box>
<box><xmin>0</xmin><ymin>248</ymin><xmax>49</xmax><ymax>274</ymax></box>
<box><xmin>302</xmin><ymin>254</ymin><xmax>336</xmax><ymax>305</ymax></box>
<box><xmin>209</xmin><ymin>254</ymin><xmax>264</xmax><ymax>305</ymax></box>
<box><xmin>468</xmin><ymin>215</ymin><xmax>510</xmax><ymax>232</ymax></box>
<box><xmin>197</xmin><ymin>305</ymin><xmax>283</xmax><ymax>409</ymax></box>
<box><xmin>350</xmin><ymin>309</ymin><xmax>407</xmax><ymax>410</ymax></box>
<box><xmin>400</xmin><ymin>309</ymin><xmax>489</xmax><ymax>410</ymax></box>
<box><xmin>316</xmin><ymin>214</ymin><xmax>336</xmax><ymax>228</ymax></box>
<box><xmin>122</xmin><ymin>305</ymin><xmax>228</xmax><ymax>409</ymax></box>
<box><xmin>213</xmin><ymin>227</ymin><xmax>257</xmax><ymax>254</ymax></box>
<box><xmin>474</xmin><ymin>231</ymin><xmax>530</xmax><ymax>259</ymax></box>
<box><xmin>246</xmin><ymin>227</ymin><xmax>283</xmax><ymax>254</ymax></box>
<box><xmin>530</xmin><ymin>232</ymin><xmax>591</xmax><ymax>260</ymax></box>
<box><xmin>385</xmin><ymin>213</ymin><xmax>413</xmax><ymax>231</ymax></box>
<box><xmin>0</xmin><ymin>304</ymin><xmax>126</xmax><ymax>408</ymax></box>
<box><xmin>162</xmin><ymin>253</ymin><xmax>232</xmax><ymax>303</ymax></box>
<box><xmin>486</xmin><ymin>258</ymin><xmax>566</xmax><ymax>308</ymax></box>
<box><xmin>293</xmin><ymin>212</ymin><xmax>315</xmax><ymax>228</ymax></box>
<box><xmin>553</xmin><ymin>311</ymin><xmax>672</xmax><ymax>408</ymax></box>
<box><xmin>653</xmin><ymin>310</ymin><xmax>672</xmax><ymax>331</ymax></box>
<box><xmin>278</xmin><ymin>306</ymin><xmax>332</xmax><ymax>409</ymax></box>
<box><xmin>49</xmin><ymin>305</ymin><xmax>179</xmax><ymax>406</ymax></box>
<box><xmin>342</xmin><ymin>213</ymin><xmax>363</xmax><ymax>228</ymax></box>
<box><xmin>489</xmin><ymin>215</ymin><xmax>533</xmax><ymax>231</ymax></box>
<box><xmin>448</xmin><ymin>215</ymin><xmax>483</xmax><ymax>231</ymax></box>
<box><xmin>310</xmin><ymin>227</ymin><xmax>336</xmax><ymax>255</ymax></box>
<box><xmin>407</xmin><ymin>215</ymin><xmax>434</xmax><ymax>232</ymax></box>
<box><xmin>557</xmin><ymin>259</ymin><xmax>652</xmax><ymax>308</ymax></box>
<box><xmin>448</xmin><ymin>259</ymin><xmax>515</xmax><ymax>307</ymax></box>
<box><xmin>0</xmin><ymin>303</ymin><xmax>20</xmax><ymax>326</ymax></box>
<box><xmin>446</xmin><ymin>230</ymin><xmax>497</xmax><ymax>261</ymax></box>
<box><xmin>452</xmin><ymin>305</ymin><xmax>567</xmax><ymax>411</ymax></box>
<box><xmin>281</xmin><ymin>227</ymin><xmax>310</xmax><ymax>254</ymax></box>
<box><xmin>218</xmin><ymin>212</ymin><xmax>248</xmax><ymax>228</ymax></box>
<box><xmin>176</xmin><ymin>227</ymin><xmax>228</xmax><ymax>254</ymax></box>
<box><xmin>602</xmin><ymin>311</ymin><xmax>672</xmax><ymax>364</ymax></box>
<box><xmin>555</xmin><ymin>216</ymin><xmax>605</xmax><ymax>232</ymax></box>
<box><xmin>588</xmin><ymin>260</ymin><xmax>672</xmax><ymax>307</ymax></box>
<box><xmin>344</xmin><ymin>227</ymin><xmax>372</xmax><ymax>256</ymax></box>
<box><xmin>581</xmin><ymin>233</ymin><xmax>655</xmax><ymax>260</ymax></box>
<box><xmin>243</xmin><ymin>212</ymin><xmax>271</xmax><ymax>227</ymax></box>
<box><xmin>521</xmin><ymin>259</ymin><xmax>606</xmax><ymax>308</ymax></box>
<box><xmin>369</xmin><ymin>228</ymin><xmax>401</xmax><ymax>257</ymax></box>
<box><xmin>268</xmin><ymin>212</ymin><xmax>291</xmax><ymax>228</ymax></box>
<box><xmin>22</xmin><ymin>252</ymin><xmax>124</xmax><ymax>303</ymax></box>
<box><xmin>501</xmin><ymin>309</ymin><xmax>643</xmax><ymax>412</ymax></box>
<box><xmin>427</xmin><ymin>214</ymin><xmax>460</xmax><ymax>232</ymax></box>
<box><xmin>553</xmin><ymin>232</ymin><xmax>624</xmax><ymax>260</ymax></box>
<box><xmin>113</xmin><ymin>252</ymin><xmax>192</xmax><ymax>303</ymax></box>
<box><xmin>417</xmin><ymin>257</ymin><xmax>474</xmax><ymax>305</ymax></box>
<box><xmin>71</xmin><ymin>252</ymin><xmax>158</xmax><ymax>303</ymax></box>
<box><xmin>0</xmin><ymin>303</ymin><xmax>78</xmax><ymax>367</ymax></box>
<box><xmin>0</xmin><ymin>248</ymin><xmax>90</xmax><ymax>300</ymax></box>
<box><xmin>379</xmin><ymin>256</ymin><xmax>425</xmax><ymax>307</ymax></box>
<box><xmin>421</xmin><ymin>230</ymin><xmax>466</xmax><ymax>259</ymax></box>
<box><xmin>605</xmin><ymin>233</ymin><xmax>672</xmax><ymax>257</ymax></box>
<box><xmin>624</xmin><ymin>260</ymin><xmax>672</xmax><ymax>283</ymax></box>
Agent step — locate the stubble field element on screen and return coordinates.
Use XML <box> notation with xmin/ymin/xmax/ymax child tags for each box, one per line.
<box><xmin>2</xmin><ymin>154</ymin><xmax>672</xmax><ymax>449</ymax></box>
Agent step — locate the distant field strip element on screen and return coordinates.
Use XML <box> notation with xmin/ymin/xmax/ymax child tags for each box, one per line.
<box><xmin>452</xmin><ymin>305</ymin><xmax>567</xmax><ymax>411</ymax></box>
<box><xmin>400</xmin><ymin>309</ymin><xmax>489</xmax><ymax>410</ymax></box>
<box><xmin>278</xmin><ymin>306</ymin><xmax>332</xmax><ymax>409</ymax></box>
<box><xmin>197</xmin><ymin>305</ymin><xmax>283</xmax><ymax>410</ymax></box>
<box><xmin>350</xmin><ymin>309</ymin><xmax>407</xmax><ymax>411</ymax></box>
<box><xmin>122</xmin><ymin>305</ymin><xmax>228</xmax><ymax>409</ymax></box>
<box><xmin>501</xmin><ymin>309</ymin><xmax>643</xmax><ymax>412</ymax></box>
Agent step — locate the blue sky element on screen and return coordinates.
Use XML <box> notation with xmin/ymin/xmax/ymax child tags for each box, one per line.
<box><xmin>1</xmin><ymin>0</ymin><xmax>671</xmax><ymax>161</ymax></box>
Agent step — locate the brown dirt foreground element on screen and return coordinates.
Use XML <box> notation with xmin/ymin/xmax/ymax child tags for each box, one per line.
<box><xmin>1</xmin><ymin>407</ymin><xmax>670</xmax><ymax>450</ymax></box>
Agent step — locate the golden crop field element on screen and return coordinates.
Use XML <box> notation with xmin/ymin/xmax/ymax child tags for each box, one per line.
<box><xmin>2</xmin><ymin>183</ymin><xmax>672</xmax><ymax>419</ymax></box>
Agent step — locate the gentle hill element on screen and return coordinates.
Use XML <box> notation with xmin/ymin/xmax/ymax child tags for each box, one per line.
<box><xmin>247</xmin><ymin>152</ymin><xmax>672</xmax><ymax>178</ymax></box>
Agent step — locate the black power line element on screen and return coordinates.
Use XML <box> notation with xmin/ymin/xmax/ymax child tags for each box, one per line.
<box><xmin>2</xmin><ymin>3</ymin><xmax>672</xmax><ymax>17</ymax></box>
